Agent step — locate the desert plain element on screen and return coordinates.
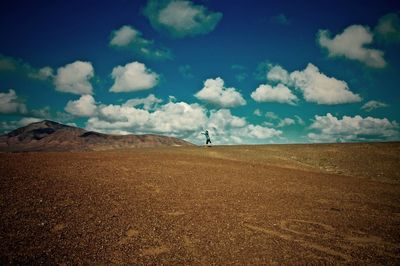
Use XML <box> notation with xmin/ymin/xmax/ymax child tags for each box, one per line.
<box><xmin>1</xmin><ymin>142</ymin><xmax>400</xmax><ymax>264</ymax></box>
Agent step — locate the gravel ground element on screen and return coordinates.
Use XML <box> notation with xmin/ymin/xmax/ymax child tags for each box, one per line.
<box><xmin>1</xmin><ymin>143</ymin><xmax>399</xmax><ymax>264</ymax></box>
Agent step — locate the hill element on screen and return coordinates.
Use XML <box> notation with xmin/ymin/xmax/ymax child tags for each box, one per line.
<box><xmin>0</xmin><ymin>120</ymin><xmax>193</xmax><ymax>151</ymax></box>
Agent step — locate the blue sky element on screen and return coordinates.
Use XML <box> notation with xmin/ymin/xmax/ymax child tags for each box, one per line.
<box><xmin>0</xmin><ymin>0</ymin><xmax>399</xmax><ymax>145</ymax></box>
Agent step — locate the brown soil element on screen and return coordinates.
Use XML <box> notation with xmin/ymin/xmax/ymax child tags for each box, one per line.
<box><xmin>1</xmin><ymin>143</ymin><xmax>399</xmax><ymax>264</ymax></box>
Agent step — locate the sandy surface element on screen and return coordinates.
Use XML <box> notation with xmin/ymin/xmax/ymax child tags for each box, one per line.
<box><xmin>1</xmin><ymin>143</ymin><xmax>400</xmax><ymax>264</ymax></box>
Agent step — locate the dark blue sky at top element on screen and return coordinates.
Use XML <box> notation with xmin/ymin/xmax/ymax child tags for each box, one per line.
<box><xmin>0</xmin><ymin>0</ymin><xmax>399</xmax><ymax>143</ymax></box>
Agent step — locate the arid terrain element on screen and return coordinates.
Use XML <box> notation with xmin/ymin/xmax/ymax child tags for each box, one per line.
<box><xmin>1</xmin><ymin>143</ymin><xmax>400</xmax><ymax>264</ymax></box>
<box><xmin>0</xmin><ymin>120</ymin><xmax>193</xmax><ymax>152</ymax></box>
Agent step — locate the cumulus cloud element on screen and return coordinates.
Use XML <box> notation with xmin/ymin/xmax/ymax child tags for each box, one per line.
<box><xmin>151</xmin><ymin>102</ymin><xmax>208</xmax><ymax>134</ymax></box>
<box><xmin>123</xmin><ymin>94</ymin><xmax>162</xmax><ymax>110</ymax></box>
<box><xmin>65</xmin><ymin>94</ymin><xmax>97</xmax><ymax>117</ymax></box>
<box><xmin>0</xmin><ymin>89</ymin><xmax>27</xmax><ymax>114</ymax></box>
<box><xmin>19</xmin><ymin>117</ymin><xmax>42</xmax><ymax>126</ymax></box>
<box><xmin>253</xmin><ymin>109</ymin><xmax>262</xmax><ymax>116</ymax></box>
<box><xmin>110</xmin><ymin>25</ymin><xmax>138</xmax><ymax>46</ymax></box>
<box><xmin>197</xmin><ymin>109</ymin><xmax>281</xmax><ymax>144</ymax></box>
<box><xmin>0</xmin><ymin>117</ymin><xmax>42</xmax><ymax>134</ymax></box>
<box><xmin>308</xmin><ymin>113</ymin><xmax>399</xmax><ymax>142</ymax></box>
<box><xmin>277</xmin><ymin>118</ymin><xmax>296</xmax><ymax>128</ymax></box>
<box><xmin>54</xmin><ymin>61</ymin><xmax>94</xmax><ymax>95</ymax></box>
<box><xmin>264</xmin><ymin>112</ymin><xmax>304</xmax><ymax>128</ymax></box>
<box><xmin>375</xmin><ymin>13</ymin><xmax>400</xmax><ymax>43</ymax></box>
<box><xmin>110</xmin><ymin>25</ymin><xmax>171</xmax><ymax>59</ymax></box>
<box><xmin>267</xmin><ymin>64</ymin><xmax>291</xmax><ymax>84</ymax></box>
<box><xmin>30</xmin><ymin>106</ymin><xmax>51</xmax><ymax>119</ymax></box>
<box><xmin>143</xmin><ymin>0</ymin><xmax>222</xmax><ymax>38</ymax></box>
<box><xmin>238</xmin><ymin>125</ymin><xmax>281</xmax><ymax>140</ymax></box>
<box><xmin>290</xmin><ymin>63</ymin><xmax>362</xmax><ymax>104</ymax></box>
<box><xmin>28</xmin><ymin>66</ymin><xmax>54</xmax><ymax>80</ymax></box>
<box><xmin>87</xmin><ymin>100</ymin><xmax>207</xmax><ymax>136</ymax></box>
<box><xmin>110</xmin><ymin>61</ymin><xmax>159</xmax><ymax>93</ymax></box>
<box><xmin>95</xmin><ymin>104</ymin><xmax>150</xmax><ymax>126</ymax></box>
<box><xmin>195</xmin><ymin>77</ymin><xmax>246</xmax><ymax>108</ymax></box>
<box><xmin>361</xmin><ymin>100</ymin><xmax>389</xmax><ymax>112</ymax></box>
<box><xmin>265</xmin><ymin>111</ymin><xmax>279</xmax><ymax>120</ymax></box>
<box><xmin>261</xmin><ymin>63</ymin><xmax>362</xmax><ymax>105</ymax></box>
<box><xmin>83</xmin><ymin>95</ymin><xmax>280</xmax><ymax>144</ymax></box>
<box><xmin>294</xmin><ymin>115</ymin><xmax>305</xmax><ymax>125</ymax></box>
<box><xmin>318</xmin><ymin>25</ymin><xmax>386</xmax><ymax>68</ymax></box>
<box><xmin>207</xmin><ymin>109</ymin><xmax>246</xmax><ymax>129</ymax></box>
<box><xmin>251</xmin><ymin>83</ymin><xmax>298</xmax><ymax>105</ymax></box>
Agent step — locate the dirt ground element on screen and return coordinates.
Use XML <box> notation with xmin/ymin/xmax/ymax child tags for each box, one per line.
<box><xmin>1</xmin><ymin>143</ymin><xmax>400</xmax><ymax>264</ymax></box>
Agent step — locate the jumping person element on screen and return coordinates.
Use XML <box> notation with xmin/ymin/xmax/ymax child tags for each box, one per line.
<box><xmin>201</xmin><ymin>130</ymin><xmax>212</xmax><ymax>146</ymax></box>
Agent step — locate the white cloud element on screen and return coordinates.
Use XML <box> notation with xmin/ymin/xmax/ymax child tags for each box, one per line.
<box><xmin>361</xmin><ymin>100</ymin><xmax>389</xmax><ymax>112</ymax></box>
<box><xmin>259</xmin><ymin>63</ymin><xmax>362</xmax><ymax>105</ymax></box>
<box><xmin>308</xmin><ymin>113</ymin><xmax>399</xmax><ymax>142</ymax></box>
<box><xmin>95</xmin><ymin>104</ymin><xmax>150</xmax><ymax>125</ymax></box>
<box><xmin>110</xmin><ymin>25</ymin><xmax>138</xmax><ymax>46</ymax></box>
<box><xmin>265</xmin><ymin>113</ymin><xmax>304</xmax><ymax>128</ymax></box>
<box><xmin>294</xmin><ymin>115</ymin><xmax>305</xmax><ymax>125</ymax></box>
<box><xmin>195</xmin><ymin>77</ymin><xmax>246</xmax><ymax>108</ymax></box>
<box><xmin>0</xmin><ymin>117</ymin><xmax>41</xmax><ymax>133</ymax></box>
<box><xmin>195</xmin><ymin>109</ymin><xmax>281</xmax><ymax>144</ymax></box>
<box><xmin>110</xmin><ymin>61</ymin><xmax>159</xmax><ymax>93</ymax></box>
<box><xmin>30</xmin><ymin>106</ymin><xmax>51</xmax><ymax>119</ymax></box>
<box><xmin>253</xmin><ymin>109</ymin><xmax>262</xmax><ymax>116</ymax></box>
<box><xmin>110</xmin><ymin>25</ymin><xmax>171</xmax><ymax>59</ymax></box>
<box><xmin>83</xmin><ymin>96</ymin><xmax>281</xmax><ymax>145</ymax></box>
<box><xmin>238</xmin><ymin>125</ymin><xmax>281</xmax><ymax>140</ymax></box>
<box><xmin>290</xmin><ymin>63</ymin><xmax>362</xmax><ymax>104</ymax></box>
<box><xmin>54</xmin><ymin>61</ymin><xmax>94</xmax><ymax>95</ymax></box>
<box><xmin>251</xmin><ymin>83</ymin><xmax>298</xmax><ymax>105</ymax></box>
<box><xmin>207</xmin><ymin>109</ymin><xmax>246</xmax><ymax>130</ymax></box>
<box><xmin>143</xmin><ymin>0</ymin><xmax>222</xmax><ymax>38</ymax></box>
<box><xmin>267</xmin><ymin>64</ymin><xmax>291</xmax><ymax>84</ymax></box>
<box><xmin>151</xmin><ymin>102</ymin><xmax>207</xmax><ymax>134</ymax></box>
<box><xmin>123</xmin><ymin>94</ymin><xmax>162</xmax><ymax>110</ymax></box>
<box><xmin>375</xmin><ymin>13</ymin><xmax>400</xmax><ymax>43</ymax></box>
<box><xmin>18</xmin><ymin>117</ymin><xmax>42</xmax><ymax>126</ymax></box>
<box><xmin>65</xmin><ymin>94</ymin><xmax>97</xmax><ymax>117</ymax></box>
<box><xmin>87</xmin><ymin>100</ymin><xmax>207</xmax><ymax>136</ymax></box>
<box><xmin>66</xmin><ymin>122</ymin><xmax>78</xmax><ymax>127</ymax></box>
<box><xmin>318</xmin><ymin>25</ymin><xmax>386</xmax><ymax>68</ymax></box>
<box><xmin>265</xmin><ymin>111</ymin><xmax>279</xmax><ymax>120</ymax></box>
<box><xmin>0</xmin><ymin>89</ymin><xmax>27</xmax><ymax>114</ymax></box>
<box><xmin>277</xmin><ymin>118</ymin><xmax>296</xmax><ymax>128</ymax></box>
<box><xmin>28</xmin><ymin>66</ymin><xmax>54</xmax><ymax>80</ymax></box>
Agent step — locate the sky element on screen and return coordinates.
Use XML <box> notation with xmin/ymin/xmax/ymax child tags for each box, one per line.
<box><xmin>0</xmin><ymin>0</ymin><xmax>399</xmax><ymax>145</ymax></box>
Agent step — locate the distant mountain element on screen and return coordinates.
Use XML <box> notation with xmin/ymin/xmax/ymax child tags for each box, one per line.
<box><xmin>0</xmin><ymin>120</ymin><xmax>194</xmax><ymax>152</ymax></box>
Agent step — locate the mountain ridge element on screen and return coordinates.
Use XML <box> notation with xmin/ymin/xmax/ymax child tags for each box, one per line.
<box><xmin>0</xmin><ymin>120</ymin><xmax>194</xmax><ymax>152</ymax></box>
